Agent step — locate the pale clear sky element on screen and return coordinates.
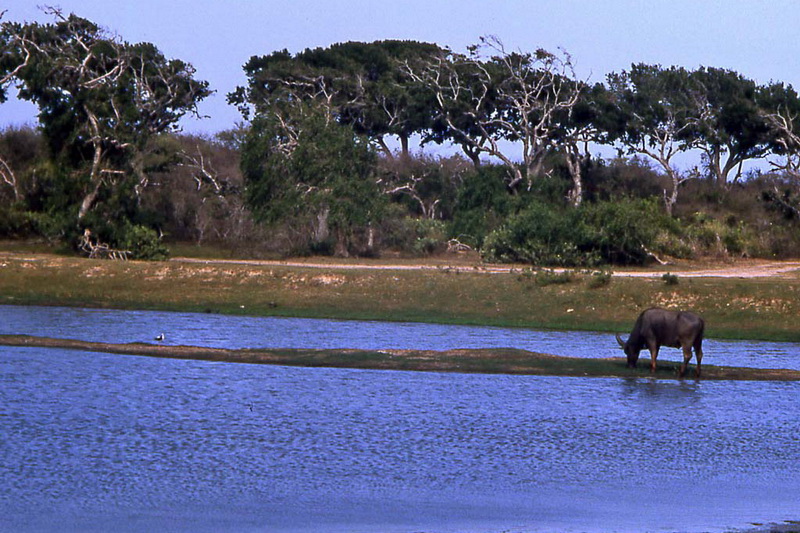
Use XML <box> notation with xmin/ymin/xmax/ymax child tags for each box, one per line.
<box><xmin>3</xmin><ymin>0</ymin><xmax>800</xmax><ymax>137</ymax></box>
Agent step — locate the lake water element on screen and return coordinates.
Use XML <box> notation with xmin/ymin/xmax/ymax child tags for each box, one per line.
<box><xmin>1</xmin><ymin>305</ymin><xmax>800</xmax><ymax>532</ymax></box>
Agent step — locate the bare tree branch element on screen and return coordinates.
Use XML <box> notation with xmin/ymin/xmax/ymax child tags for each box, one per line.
<box><xmin>405</xmin><ymin>37</ymin><xmax>582</xmax><ymax>191</ymax></box>
<box><xmin>764</xmin><ymin>107</ymin><xmax>800</xmax><ymax>178</ymax></box>
<box><xmin>0</xmin><ymin>155</ymin><xmax>19</xmax><ymax>200</ymax></box>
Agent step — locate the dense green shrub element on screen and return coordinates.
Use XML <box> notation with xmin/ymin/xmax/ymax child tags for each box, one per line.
<box><xmin>681</xmin><ymin>212</ymin><xmax>762</xmax><ymax>257</ymax></box>
<box><xmin>119</xmin><ymin>224</ymin><xmax>170</xmax><ymax>260</ymax></box>
<box><xmin>242</xmin><ymin>106</ymin><xmax>384</xmax><ymax>257</ymax></box>
<box><xmin>379</xmin><ymin>154</ymin><xmax>467</xmax><ymax>220</ymax></box>
<box><xmin>450</xmin><ymin>166</ymin><xmax>517</xmax><ymax>248</ymax></box>
<box><xmin>586</xmin><ymin>270</ymin><xmax>613</xmax><ymax>289</ymax></box>
<box><xmin>580</xmin><ymin>197</ymin><xmax>677</xmax><ymax>264</ymax></box>
<box><xmin>0</xmin><ymin>207</ymin><xmax>36</xmax><ymax>238</ymax></box>
<box><xmin>482</xmin><ymin>200</ymin><xmax>595</xmax><ymax>266</ymax></box>
<box><xmin>411</xmin><ymin>219</ymin><xmax>448</xmax><ymax>255</ymax></box>
<box><xmin>482</xmin><ymin>197</ymin><xmax>679</xmax><ymax>266</ymax></box>
<box><xmin>532</xmin><ymin>269</ymin><xmax>575</xmax><ymax>286</ymax></box>
<box><xmin>662</xmin><ymin>272</ymin><xmax>679</xmax><ymax>285</ymax></box>
<box><xmin>583</xmin><ymin>157</ymin><xmax>666</xmax><ymax>202</ymax></box>
<box><xmin>25</xmin><ymin>211</ymin><xmax>73</xmax><ymax>243</ymax></box>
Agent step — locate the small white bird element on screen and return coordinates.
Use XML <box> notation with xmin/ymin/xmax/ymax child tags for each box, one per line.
<box><xmin>155</xmin><ymin>333</ymin><xmax>165</xmax><ymax>341</ymax></box>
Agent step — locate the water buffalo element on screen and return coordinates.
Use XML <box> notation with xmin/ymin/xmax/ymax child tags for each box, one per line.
<box><xmin>616</xmin><ymin>307</ymin><xmax>705</xmax><ymax>377</ymax></box>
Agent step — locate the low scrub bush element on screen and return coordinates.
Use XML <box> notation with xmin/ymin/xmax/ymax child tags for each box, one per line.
<box><xmin>0</xmin><ymin>207</ymin><xmax>38</xmax><ymax>239</ymax></box>
<box><xmin>482</xmin><ymin>197</ymin><xmax>679</xmax><ymax>266</ymax></box>
<box><xmin>586</xmin><ymin>270</ymin><xmax>613</xmax><ymax>289</ymax></box>
<box><xmin>682</xmin><ymin>212</ymin><xmax>762</xmax><ymax>258</ymax></box>
<box><xmin>533</xmin><ymin>269</ymin><xmax>575</xmax><ymax>286</ymax></box>
<box><xmin>380</xmin><ymin>213</ymin><xmax>448</xmax><ymax>256</ymax></box>
<box><xmin>662</xmin><ymin>272</ymin><xmax>679</xmax><ymax>285</ymax></box>
<box><xmin>411</xmin><ymin>219</ymin><xmax>448</xmax><ymax>256</ymax></box>
<box><xmin>580</xmin><ymin>198</ymin><xmax>678</xmax><ymax>264</ymax></box>
<box><xmin>450</xmin><ymin>166</ymin><xmax>516</xmax><ymax>249</ymax></box>
<box><xmin>482</xmin><ymin>200</ymin><xmax>594</xmax><ymax>266</ymax></box>
<box><xmin>517</xmin><ymin>268</ymin><xmax>575</xmax><ymax>286</ymax></box>
<box><xmin>120</xmin><ymin>224</ymin><xmax>170</xmax><ymax>260</ymax></box>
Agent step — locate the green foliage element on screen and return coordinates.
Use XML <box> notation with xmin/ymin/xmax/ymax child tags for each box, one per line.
<box><xmin>662</xmin><ymin>272</ymin><xmax>680</xmax><ymax>285</ymax></box>
<box><xmin>120</xmin><ymin>224</ymin><xmax>170</xmax><ymax>260</ymax></box>
<box><xmin>24</xmin><ymin>211</ymin><xmax>72</xmax><ymax>242</ymax></box>
<box><xmin>761</xmin><ymin>186</ymin><xmax>800</xmax><ymax>222</ymax></box>
<box><xmin>586</xmin><ymin>270</ymin><xmax>613</xmax><ymax>289</ymax></box>
<box><xmin>483</xmin><ymin>197</ymin><xmax>680</xmax><ymax>266</ymax></box>
<box><xmin>0</xmin><ymin>207</ymin><xmax>30</xmax><ymax>237</ymax></box>
<box><xmin>580</xmin><ymin>197</ymin><xmax>675</xmax><ymax>264</ymax></box>
<box><xmin>410</xmin><ymin>219</ymin><xmax>448</xmax><ymax>256</ymax></box>
<box><xmin>242</xmin><ymin>104</ymin><xmax>383</xmax><ymax>256</ymax></box>
<box><xmin>0</xmin><ymin>10</ymin><xmax>209</xmax><ymax>257</ymax></box>
<box><xmin>681</xmin><ymin>211</ymin><xmax>761</xmax><ymax>257</ymax></box>
<box><xmin>379</xmin><ymin>154</ymin><xmax>467</xmax><ymax>220</ymax></box>
<box><xmin>482</xmin><ymin>200</ymin><xmax>593</xmax><ymax>266</ymax></box>
<box><xmin>4</xmin><ymin>19</ymin><xmax>800</xmax><ymax>263</ymax></box>
<box><xmin>530</xmin><ymin>269</ymin><xmax>575</xmax><ymax>287</ymax></box>
<box><xmin>376</xmin><ymin>211</ymin><xmax>448</xmax><ymax>256</ymax></box>
<box><xmin>230</xmin><ymin>40</ymin><xmax>443</xmax><ymax>154</ymax></box>
<box><xmin>583</xmin><ymin>157</ymin><xmax>666</xmax><ymax>202</ymax></box>
<box><xmin>450</xmin><ymin>166</ymin><xmax>518</xmax><ymax>248</ymax></box>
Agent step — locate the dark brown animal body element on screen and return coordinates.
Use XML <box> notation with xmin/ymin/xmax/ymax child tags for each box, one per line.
<box><xmin>616</xmin><ymin>307</ymin><xmax>705</xmax><ymax>377</ymax></box>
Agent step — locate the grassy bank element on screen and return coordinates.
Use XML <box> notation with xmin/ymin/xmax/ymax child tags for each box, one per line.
<box><xmin>4</xmin><ymin>334</ymin><xmax>800</xmax><ymax>380</ymax></box>
<box><xmin>1</xmin><ymin>251</ymin><xmax>799</xmax><ymax>342</ymax></box>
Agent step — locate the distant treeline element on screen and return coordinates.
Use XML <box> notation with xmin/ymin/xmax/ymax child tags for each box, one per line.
<box><xmin>1</xmin><ymin>10</ymin><xmax>800</xmax><ymax>263</ymax></box>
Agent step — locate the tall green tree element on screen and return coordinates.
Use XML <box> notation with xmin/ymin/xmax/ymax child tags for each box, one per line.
<box><xmin>1</xmin><ymin>8</ymin><xmax>210</xmax><ymax>241</ymax></box>
<box><xmin>604</xmin><ymin>64</ymin><xmax>700</xmax><ymax>214</ymax></box>
<box><xmin>241</xmin><ymin>103</ymin><xmax>383</xmax><ymax>257</ymax></box>
<box><xmin>689</xmin><ymin>67</ymin><xmax>772</xmax><ymax>185</ymax></box>
<box><xmin>407</xmin><ymin>36</ymin><xmax>583</xmax><ymax>193</ymax></box>
<box><xmin>229</xmin><ymin>40</ymin><xmax>442</xmax><ymax>159</ymax></box>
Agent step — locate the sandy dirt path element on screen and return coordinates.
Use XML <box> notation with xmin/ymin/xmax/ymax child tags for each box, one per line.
<box><xmin>172</xmin><ymin>257</ymin><xmax>800</xmax><ymax>279</ymax></box>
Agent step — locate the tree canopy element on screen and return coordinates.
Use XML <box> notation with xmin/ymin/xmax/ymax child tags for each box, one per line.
<box><xmin>229</xmin><ymin>40</ymin><xmax>444</xmax><ymax>158</ymax></box>
<box><xmin>0</xmin><ymin>8</ymin><xmax>210</xmax><ymax>255</ymax></box>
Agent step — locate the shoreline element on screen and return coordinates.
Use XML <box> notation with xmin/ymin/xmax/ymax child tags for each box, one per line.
<box><xmin>4</xmin><ymin>334</ymin><xmax>800</xmax><ymax>381</ymax></box>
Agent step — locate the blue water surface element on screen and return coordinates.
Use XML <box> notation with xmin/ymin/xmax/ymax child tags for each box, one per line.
<box><xmin>1</xmin><ymin>305</ymin><xmax>800</xmax><ymax>532</ymax></box>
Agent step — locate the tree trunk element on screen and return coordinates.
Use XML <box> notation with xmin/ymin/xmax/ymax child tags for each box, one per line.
<box><xmin>564</xmin><ymin>147</ymin><xmax>585</xmax><ymax>208</ymax></box>
<box><xmin>462</xmin><ymin>145</ymin><xmax>481</xmax><ymax>168</ymax></box>
<box><xmin>663</xmin><ymin>170</ymin><xmax>680</xmax><ymax>216</ymax></box>
<box><xmin>366</xmin><ymin>224</ymin><xmax>375</xmax><ymax>252</ymax></box>
<box><xmin>77</xmin><ymin>139</ymin><xmax>105</xmax><ymax>222</ymax></box>
<box><xmin>0</xmin><ymin>156</ymin><xmax>20</xmax><ymax>201</ymax></box>
<box><xmin>78</xmin><ymin>179</ymin><xmax>104</xmax><ymax>222</ymax></box>
<box><xmin>375</xmin><ymin>136</ymin><xmax>394</xmax><ymax>160</ymax></box>
<box><xmin>507</xmin><ymin>166</ymin><xmax>526</xmax><ymax>194</ymax></box>
<box><xmin>312</xmin><ymin>207</ymin><xmax>330</xmax><ymax>244</ymax></box>
<box><xmin>400</xmin><ymin>135</ymin><xmax>410</xmax><ymax>160</ymax></box>
<box><xmin>334</xmin><ymin>226</ymin><xmax>349</xmax><ymax>258</ymax></box>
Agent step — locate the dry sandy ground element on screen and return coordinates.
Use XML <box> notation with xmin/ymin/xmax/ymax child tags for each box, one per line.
<box><xmin>173</xmin><ymin>256</ymin><xmax>800</xmax><ymax>279</ymax></box>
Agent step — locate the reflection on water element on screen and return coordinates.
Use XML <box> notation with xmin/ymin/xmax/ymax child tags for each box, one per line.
<box><xmin>1</xmin><ymin>304</ymin><xmax>799</xmax><ymax>369</ymax></box>
<box><xmin>1</xmin><ymin>344</ymin><xmax>799</xmax><ymax>532</ymax></box>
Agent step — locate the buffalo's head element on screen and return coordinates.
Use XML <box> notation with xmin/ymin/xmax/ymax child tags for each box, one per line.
<box><xmin>616</xmin><ymin>334</ymin><xmax>640</xmax><ymax>368</ymax></box>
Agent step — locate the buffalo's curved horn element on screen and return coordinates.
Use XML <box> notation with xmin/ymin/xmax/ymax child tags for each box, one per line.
<box><xmin>615</xmin><ymin>333</ymin><xmax>625</xmax><ymax>348</ymax></box>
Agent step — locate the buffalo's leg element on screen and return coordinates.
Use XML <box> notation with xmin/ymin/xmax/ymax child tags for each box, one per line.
<box><xmin>649</xmin><ymin>346</ymin><xmax>659</xmax><ymax>373</ymax></box>
<box><xmin>679</xmin><ymin>346</ymin><xmax>693</xmax><ymax>378</ymax></box>
<box><xmin>694</xmin><ymin>346</ymin><xmax>703</xmax><ymax>378</ymax></box>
